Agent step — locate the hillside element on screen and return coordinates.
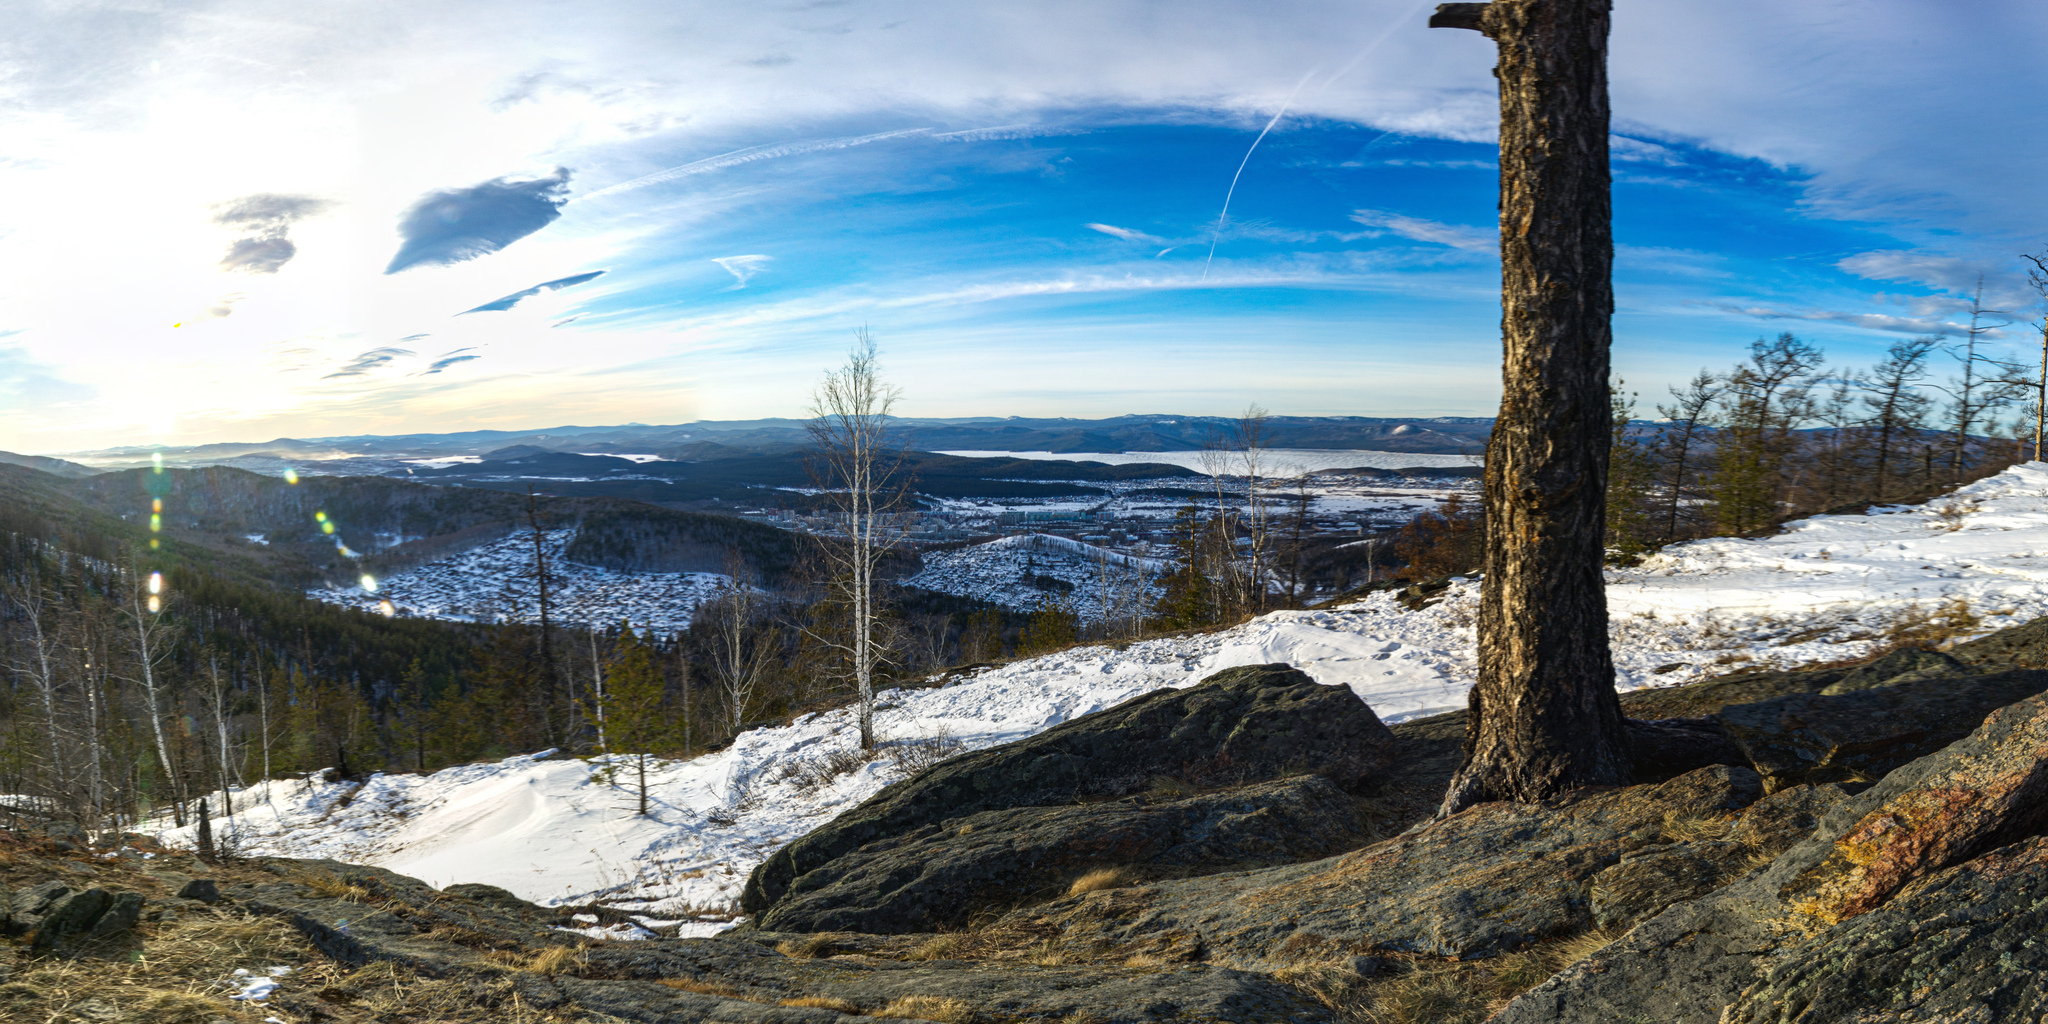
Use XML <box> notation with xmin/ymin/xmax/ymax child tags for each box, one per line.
<box><xmin>154</xmin><ymin>462</ymin><xmax>2048</xmax><ymax>923</ymax></box>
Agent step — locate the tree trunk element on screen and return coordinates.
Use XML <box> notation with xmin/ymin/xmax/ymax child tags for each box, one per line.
<box><xmin>1433</xmin><ymin>0</ymin><xmax>1632</xmax><ymax>816</ymax></box>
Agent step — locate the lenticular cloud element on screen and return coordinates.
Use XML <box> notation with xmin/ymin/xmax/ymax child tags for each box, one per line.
<box><xmin>384</xmin><ymin>169</ymin><xmax>572</xmax><ymax>274</ymax></box>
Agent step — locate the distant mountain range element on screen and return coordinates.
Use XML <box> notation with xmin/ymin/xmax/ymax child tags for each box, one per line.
<box><xmin>47</xmin><ymin>415</ymin><xmax>1494</xmax><ymax>473</ymax></box>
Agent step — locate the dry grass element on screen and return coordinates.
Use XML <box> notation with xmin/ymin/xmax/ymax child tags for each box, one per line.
<box><xmin>1066</xmin><ymin>867</ymin><xmax>1132</xmax><ymax>897</ymax></box>
<box><xmin>779</xmin><ymin>746</ymin><xmax>884</xmax><ymax>793</ymax></box>
<box><xmin>1881</xmin><ymin>596</ymin><xmax>1983</xmax><ymax>651</ymax></box>
<box><xmin>905</xmin><ymin>933</ymin><xmax>974</xmax><ymax>961</ymax></box>
<box><xmin>1279</xmin><ymin>930</ymin><xmax>1620</xmax><ymax>1024</ymax></box>
<box><xmin>1660</xmin><ymin>810</ymin><xmax>1736</xmax><ymax>844</ymax></box>
<box><xmin>777</xmin><ymin>935</ymin><xmax>837</xmax><ymax>959</ymax></box>
<box><xmin>783</xmin><ymin>994</ymin><xmax>861</xmax><ymax>1012</ymax></box>
<box><xmin>1025</xmin><ymin>940</ymin><xmax>1070</xmax><ymax>967</ymax></box>
<box><xmin>870</xmin><ymin>994</ymin><xmax>976</xmax><ymax>1022</ymax></box>
<box><xmin>521</xmin><ymin>944</ymin><xmax>587</xmax><ymax>975</ymax></box>
<box><xmin>1121</xmin><ymin>952</ymin><xmax>1170</xmax><ymax>970</ymax></box>
<box><xmin>293</xmin><ymin>871</ymin><xmax>374</xmax><ymax>903</ymax></box>
<box><xmin>658</xmin><ymin>977</ymin><xmax>744</xmax><ymax>997</ymax></box>
<box><xmin>1058</xmin><ymin>1012</ymin><xmax>1108</xmax><ymax>1024</ymax></box>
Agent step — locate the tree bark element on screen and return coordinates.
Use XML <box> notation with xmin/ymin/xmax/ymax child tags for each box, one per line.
<box><xmin>1434</xmin><ymin>0</ymin><xmax>1632</xmax><ymax>816</ymax></box>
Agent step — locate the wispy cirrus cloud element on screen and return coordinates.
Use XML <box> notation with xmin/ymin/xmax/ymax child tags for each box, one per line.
<box><xmin>579</xmin><ymin>128</ymin><xmax>933</xmax><ymax>201</ymax></box>
<box><xmin>459</xmin><ymin>270</ymin><xmax>607</xmax><ymax>313</ymax></box>
<box><xmin>1711</xmin><ymin>303</ymin><xmax>1995</xmax><ymax>338</ymax></box>
<box><xmin>422</xmin><ymin>348</ymin><xmax>482</xmax><ymax>374</ymax></box>
<box><xmin>1350</xmin><ymin>209</ymin><xmax>1495</xmax><ymax>252</ymax></box>
<box><xmin>323</xmin><ymin>346</ymin><xmax>416</xmax><ymax>379</ymax></box>
<box><xmin>1085</xmin><ymin>222</ymin><xmax>1166</xmax><ymax>245</ymax></box>
<box><xmin>711</xmin><ymin>254</ymin><xmax>773</xmax><ymax>288</ymax></box>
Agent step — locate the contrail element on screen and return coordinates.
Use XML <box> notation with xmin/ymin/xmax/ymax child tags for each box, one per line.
<box><xmin>579</xmin><ymin>128</ymin><xmax>935</xmax><ymax>201</ymax></box>
<box><xmin>1201</xmin><ymin>71</ymin><xmax>1316</xmax><ymax>281</ymax></box>
<box><xmin>1198</xmin><ymin>0</ymin><xmax>1437</xmax><ymax>280</ymax></box>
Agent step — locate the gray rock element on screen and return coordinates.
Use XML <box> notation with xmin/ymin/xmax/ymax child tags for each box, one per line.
<box><xmin>757</xmin><ymin>774</ymin><xmax>1374</xmax><ymax>934</ymax></box>
<box><xmin>1015</xmin><ymin>765</ymin><xmax>1768</xmax><ymax>968</ymax></box>
<box><xmin>27</xmin><ymin>888</ymin><xmax>111</xmax><ymax>948</ymax></box>
<box><xmin>229</xmin><ymin>858</ymin><xmax>1341</xmax><ymax>1023</ymax></box>
<box><xmin>743</xmin><ymin>663</ymin><xmax>1396</xmax><ymax>917</ymax></box>
<box><xmin>1716</xmin><ymin>665</ymin><xmax>2048</xmax><ymax>788</ymax></box>
<box><xmin>1494</xmin><ymin>690</ymin><xmax>2048</xmax><ymax>1024</ymax></box>
<box><xmin>86</xmin><ymin>892</ymin><xmax>143</xmax><ymax>939</ymax></box>
<box><xmin>175</xmin><ymin>878</ymin><xmax>222</xmax><ymax>903</ymax></box>
<box><xmin>1723</xmin><ymin>834</ymin><xmax>2048</xmax><ymax>1023</ymax></box>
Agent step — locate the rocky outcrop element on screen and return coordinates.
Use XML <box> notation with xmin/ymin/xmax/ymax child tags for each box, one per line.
<box><xmin>1</xmin><ymin>880</ymin><xmax>146</xmax><ymax>948</ymax></box>
<box><xmin>1720</xmin><ymin>834</ymin><xmax>2048</xmax><ymax>1023</ymax></box>
<box><xmin>1715</xmin><ymin>648</ymin><xmax>2048</xmax><ymax>789</ymax></box>
<box><xmin>756</xmin><ymin>774</ymin><xmax>1375</xmax><ymax>934</ymax></box>
<box><xmin>219</xmin><ymin>859</ymin><xmax>1338</xmax><ymax>1024</ymax></box>
<box><xmin>1493</xmin><ymin>690</ymin><xmax>2048</xmax><ymax>1024</ymax></box>
<box><xmin>1013</xmin><ymin>765</ymin><xmax>1841</xmax><ymax>969</ymax></box>
<box><xmin>742</xmin><ymin>663</ymin><xmax>1397</xmax><ymax>919</ymax></box>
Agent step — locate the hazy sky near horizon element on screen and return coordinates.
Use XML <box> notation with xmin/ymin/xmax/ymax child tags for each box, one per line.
<box><xmin>2</xmin><ymin>1</ymin><xmax>2043</xmax><ymax>454</ymax></box>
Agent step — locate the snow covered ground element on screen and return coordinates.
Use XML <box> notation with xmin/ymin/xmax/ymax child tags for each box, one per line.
<box><xmin>308</xmin><ymin>529</ymin><xmax>729</xmax><ymax>631</ymax></box>
<box><xmin>936</xmin><ymin>448</ymin><xmax>1480</xmax><ymax>475</ymax></box>
<box><xmin>173</xmin><ymin>465</ymin><xmax>2048</xmax><ymax>936</ymax></box>
<box><xmin>905</xmin><ymin>534</ymin><xmax>1170</xmax><ymax>622</ymax></box>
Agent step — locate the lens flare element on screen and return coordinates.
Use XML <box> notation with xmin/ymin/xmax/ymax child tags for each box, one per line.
<box><xmin>284</xmin><ymin>468</ymin><xmax>300</xmax><ymax>485</ymax></box>
<box><xmin>147</xmin><ymin>571</ymin><xmax>162</xmax><ymax>595</ymax></box>
<box><xmin>378</xmin><ymin>600</ymin><xmax>397</xmax><ymax>617</ymax></box>
<box><xmin>147</xmin><ymin>594</ymin><xmax>161</xmax><ymax>613</ymax></box>
<box><xmin>151</xmin><ymin>452</ymin><xmax>163</xmax><ymax>474</ymax></box>
<box><xmin>150</xmin><ymin>514</ymin><xmax>162</xmax><ymax>532</ymax></box>
<box><xmin>360</xmin><ymin>574</ymin><xmax>378</xmax><ymax>592</ymax></box>
<box><xmin>315</xmin><ymin>511</ymin><xmax>327</xmax><ymax>522</ymax></box>
<box><xmin>322</xmin><ymin>521</ymin><xmax>336</xmax><ymax>535</ymax></box>
<box><xmin>151</xmin><ymin>498</ymin><xmax>162</xmax><ymax>513</ymax></box>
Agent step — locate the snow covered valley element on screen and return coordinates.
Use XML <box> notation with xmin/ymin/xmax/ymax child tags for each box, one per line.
<box><xmin>172</xmin><ymin>463</ymin><xmax>2048</xmax><ymax>936</ymax></box>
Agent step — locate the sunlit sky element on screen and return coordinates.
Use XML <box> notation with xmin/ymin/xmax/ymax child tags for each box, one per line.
<box><xmin>3</xmin><ymin>1</ymin><xmax>2043</xmax><ymax>454</ymax></box>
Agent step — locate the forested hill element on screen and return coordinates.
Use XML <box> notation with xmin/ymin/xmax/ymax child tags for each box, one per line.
<box><xmin>24</xmin><ymin>463</ymin><xmax>799</xmax><ymax>591</ymax></box>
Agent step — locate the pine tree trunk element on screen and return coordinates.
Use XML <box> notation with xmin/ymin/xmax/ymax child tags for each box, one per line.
<box><xmin>1433</xmin><ymin>0</ymin><xmax>1632</xmax><ymax>816</ymax></box>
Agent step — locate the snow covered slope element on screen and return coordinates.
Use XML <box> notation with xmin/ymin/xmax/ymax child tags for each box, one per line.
<box><xmin>935</xmin><ymin>448</ymin><xmax>1480</xmax><ymax>475</ymax></box>
<box><xmin>173</xmin><ymin>465</ymin><xmax>2048</xmax><ymax>933</ymax></box>
<box><xmin>309</xmin><ymin>529</ymin><xmax>729</xmax><ymax>631</ymax></box>
<box><xmin>904</xmin><ymin>533</ymin><xmax>1170</xmax><ymax>622</ymax></box>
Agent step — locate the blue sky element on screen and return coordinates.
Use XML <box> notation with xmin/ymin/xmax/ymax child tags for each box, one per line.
<box><xmin>1</xmin><ymin>0</ymin><xmax>2043</xmax><ymax>452</ymax></box>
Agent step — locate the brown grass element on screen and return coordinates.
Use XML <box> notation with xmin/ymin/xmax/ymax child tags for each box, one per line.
<box><xmin>293</xmin><ymin>871</ymin><xmax>374</xmax><ymax>903</ymax></box>
<box><xmin>777</xmin><ymin>935</ymin><xmax>837</xmax><ymax>959</ymax></box>
<box><xmin>783</xmin><ymin>994</ymin><xmax>861</xmax><ymax>1011</ymax></box>
<box><xmin>905</xmin><ymin>933</ymin><xmax>976</xmax><ymax>961</ymax></box>
<box><xmin>871</xmin><ymin>994</ymin><xmax>975</xmax><ymax>1022</ymax></box>
<box><xmin>1025</xmin><ymin>940</ymin><xmax>1070</xmax><ymax>967</ymax></box>
<box><xmin>521</xmin><ymin>944</ymin><xmax>587</xmax><ymax>975</ymax></box>
<box><xmin>658</xmin><ymin>977</ymin><xmax>743</xmax><ymax>997</ymax></box>
<box><xmin>1660</xmin><ymin>810</ymin><xmax>1736</xmax><ymax>844</ymax></box>
<box><xmin>1278</xmin><ymin>930</ymin><xmax>1620</xmax><ymax>1024</ymax></box>
<box><xmin>1066</xmin><ymin>867</ymin><xmax>1132</xmax><ymax>897</ymax></box>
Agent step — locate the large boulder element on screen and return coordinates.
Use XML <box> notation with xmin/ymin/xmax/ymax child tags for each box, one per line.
<box><xmin>756</xmin><ymin>774</ymin><xmax>1374</xmax><ymax>934</ymax></box>
<box><xmin>742</xmin><ymin>664</ymin><xmax>1395</xmax><ymax>917</ymax></box>
<box><xmin>1493</xmin><ymin>690</ymin><xmax>2048</xmax><ymax>1024</ymax></box>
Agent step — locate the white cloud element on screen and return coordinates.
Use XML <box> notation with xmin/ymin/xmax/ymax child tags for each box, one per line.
<box><xmin>1085</xmin><ymin>223</ymin><xmax>1165</xmax><ymax>245</ymax></box>
<box><xmin>711</xmin><ymin>254</ymin><xmax>773</xmax><ymax>288</ymax></box>
<box><xmin>1350</xmin><ymin>209</ymin><xmax>1495</xmax><ymax>253</ymax></box>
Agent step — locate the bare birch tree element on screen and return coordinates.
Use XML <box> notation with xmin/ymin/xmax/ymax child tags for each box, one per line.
<box><xmin>708</xmin><ymin>549</ymin><xmax>778</xmax><ymax>737</ymax></box>
<box><xmin>123</xmin><ymin>564</ymin><xmax>186</xmax><ymax>825</ymax></box>
<box><xmin>805</xmin><ymin>331</ymin><xmax>905</xmax><ymax>751</ymax></box>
